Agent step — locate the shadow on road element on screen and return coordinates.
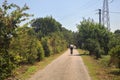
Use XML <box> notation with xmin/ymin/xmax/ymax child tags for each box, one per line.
<box><xmin>73</xmin><ymin>54</ymin><xmax>81</xmax><ymax>56</ymax></box>
<box><xmin>69</xmin><ymin>53</ymin><xmax>89</xmax><ymax>56</ymax></box>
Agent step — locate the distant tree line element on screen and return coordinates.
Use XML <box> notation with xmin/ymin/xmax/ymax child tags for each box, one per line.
<box><xmin>0</xmin><ymin>1</ymin><xmax>74</xmax><ymax>79</ymax></box>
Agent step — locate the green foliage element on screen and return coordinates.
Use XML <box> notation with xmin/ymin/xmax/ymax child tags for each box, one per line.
<box><xmin>31</xmin><ymin>16</ymin><xmax>69</xmax><ymax>57</ymax></box>
<box><xmin>114</xmin><ymin>29</ymin><xmax>120</xmax><ymax>34</ymax></box>
<box><xmin>9</xmin><ymin>27</ymin><xmax>44</xmax><ymax>64</ymax></box>
<box><xmin>61</xmin><ymin>27</ymin><xmax>74</xmax><ymax>45</ymax></box>
<box><xmin>41</xmin><ymin>31</ymin><xmax>68</xmax><ymax>57</ymax></box>
<box><xmin>77</xmin><ymin>18</ymin><xmax>110</xmax><ymax>58</ymax></box>
<box><xmin>31</xmin><ymin>16</ymin><xmax>62</xmax><ymax>39</ymax></box>
<box><xmin>109</xmin><ymin>45</ymin><xmax>120</xmax><ymax>68</ymax></box>
<box><xmin>108</xmin><ymin>29</ymin><xmax>120</xmax><ymax>68</ymax></box>
<box><xmin>37</xmin><ymin>41</ymin><xmax>44</xmax><ymax>61</ymax></box>
<box><xmin>41</xmin><ymin>37</ymin><xmax>52</xmax><ymax>57</ymax></box>
<box><xmin>109</xmin><ymin>30</ymin><xmax>120</xmax><ymax>50</ymax></box>
<box><xmin>99</xmin><ymin>55</ymin><xmax>110</xmax><ymax>67</ymax></box>
<box><xmin>48</xmin><ymin>32</ymin><xmax>67</xmax><ymax>53</ymax></box>
<box><xmin>0</xmin><ymin>0</ymin><xmax>31</xmax><ymax>79</ymax></box>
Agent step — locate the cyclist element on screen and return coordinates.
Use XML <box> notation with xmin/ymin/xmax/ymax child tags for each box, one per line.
<box><xmin>70</xmin><ymin>44</ymin><xmax>74</xmax><ymax>55</ymax></box>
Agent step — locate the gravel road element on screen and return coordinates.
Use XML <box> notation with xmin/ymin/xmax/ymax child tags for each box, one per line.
<box><xmin>28</xmin><ymin>49</ymin><xmax>91</xmax><ymax>80</ymax></box>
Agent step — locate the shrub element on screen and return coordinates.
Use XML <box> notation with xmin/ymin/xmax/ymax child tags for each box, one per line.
<box><xmin>83</xmin><ymin>39</ymin><xmax>102</xmax><ymax>59</ymax></box>
<box><xmin>99</xmin><ymin>55</ymin><xmax>110</xmax><ymax>67</ymax></box>
<box><xmin>41</xmin><ymin>37</ymin><xmax>52</xmax><ymax>57</ymax></box>
<box><xmin>109</xmin><ymin>45</ymin><xmax>120</xmax><ymax>68</ymax></box>
<box><xmin>9</xmin><ymin>27</ymin><xmax>45</xmax><ymax>64</ymax></box>
<box><xmin>37</xmin><ymin>41</ymin><xmax>44</xmax><ymax>61</ymax></box>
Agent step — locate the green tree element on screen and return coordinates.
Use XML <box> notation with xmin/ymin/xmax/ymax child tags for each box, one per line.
<box><xmin>0</xmin><ymin>0</ymin><xmax>31</xmax><ymax>79</ymax></box>
<box><xmin>109</xmin><ymin>29</ymin><xmax>120</xmax><ymax>69</ymax></box>
<box><xmin>61</xmin><ymin>27</ymin><xmax>74</xmax><ymax>45</ymax></box>
<box><xmin>31</xmin><ymin>16</ymin><xmax>69</xmax><ymax>57</ymax></box>
<box><xmin>77</xmin><ymin>18</ymin><xmax>110</xmax><ymax>58</ymax></box>
<box><xmin>109</xmin><ymin>45</ymin><xmax>120</xmax><ymax>69</ymax></box>
<box><xmin>31</xmin><ymin>16</ymin><xmax>62</xmax><ymax>39</ymax></box>
<box><xmin>109</xmin><ymin>30</ymin><xmax>120</xmax><ymax>51</ymax></box>
<box><xmin>10</xmin><ymin>27</ymin><xmax>44</xmax><ymax>64</ymax></box>
<box><xmin>41</xmin><ymin>37</ymin><xmax>52</xmax><ymax>57</ymax></box>
<box><xmin>48</xmin><ymin>32</ymin><xmax>67</xmax><ymax>53</ymax></box>
<box><xmin>86</xmin><ymin>39</ymin><xmax>105</xmax><ymax>59</ymax></box>
<box><xmin>41</xmin><ymin>31</ymin><xmax>68</xmax><ymax>57</ymax></box>
<box><xmin>114</xmin><ymin>29</ymin><xmax>120</xmax><ymax>34</ymax></box>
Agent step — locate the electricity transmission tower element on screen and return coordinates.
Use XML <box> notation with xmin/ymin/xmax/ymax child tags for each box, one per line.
<box><xmin>102</xmin><ymin>0</ymin><xmax>110</xmax><ymax>30</ymax></box>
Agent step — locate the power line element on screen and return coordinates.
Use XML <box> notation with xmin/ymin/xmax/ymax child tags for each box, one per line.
<box><xmin>110</xmin><ymin>12</ymin><xmax>120</xmax><ymax>14</ymax></box>
<box><xmin>58</xmin><ymin>0</ymin><xmax>101</xmax><ymax>21</ymax></box>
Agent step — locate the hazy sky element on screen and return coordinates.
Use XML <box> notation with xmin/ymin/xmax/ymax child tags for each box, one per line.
<box><xmin>0</xmin><ymin>0</ymin><xmax>120</xmax><ymax>32</ymax></box>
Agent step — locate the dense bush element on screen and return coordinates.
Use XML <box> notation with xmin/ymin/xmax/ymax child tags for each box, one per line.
<box><xmin>48</xmin><ymin>32</ymin><xmax>68</xmax><ymax>54</ymax></box>
<box><xmin>41</xmin><ymin>32</ymin><xmax>67</xmax><ymax>57</ymax></box>
<box><xmin>108</xmin><ymin>30</ymin><xmax>120</xmax><ymax>68</ymax></box>
<box><xmin>109</xmin><ymin>45</ymin><xmax>120</xmax><ymax>68</ymax></box>
<box><xmin>0</xmin><ymin>0</ymin><xmax>31</xmax><ymax>79</ymax></box>
<box><xmin>31</xmin><ymin>16</ymin><xmax>69</xmax><ymax>57</ymax></box>
<box><xmin>9</xmin><ymin>27</ymin><xmax>44</xmax><ymax>64</ymax></box>
<box><xmin>41</xmin><ymin>37</ymin><xmax>52</xmax><ymax>57</ymax></box>
<box><xmin>76</xmin><ymin>18</ymin><xmax>110</xmax><ymax>59</ymax></box>
<box><xmin>83</xmin><ymin>39</ymin><xmax>102</xmax><ymax>58</ymax></box>
<box><xmin>37</xmin><ymin>41</ymin><xmax>44</xmax><ymax>61</ymax></box>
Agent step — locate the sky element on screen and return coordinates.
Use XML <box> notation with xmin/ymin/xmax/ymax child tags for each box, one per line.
<box><xmin>0</xmin><ymin>0</ymin><xmax>120</xmax><ymax>32</ymax></box>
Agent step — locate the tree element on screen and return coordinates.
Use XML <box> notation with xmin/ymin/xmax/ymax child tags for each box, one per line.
<box><xmin>31</xmin><ymin>16</ymin><xmax>62</xmax><ymax>39</ymax></box>
<box><xmin>61</xmin><ymin>27</ymin><xmax>74</xmax><ymax>45</ymax></box>
<box><xmin>41</xmin><ymin>31</ymin><xmax>68</xmax><ymax>57</ymax></box>
<box><xmin>31</xmin><ymin>16</ymin><xmax>69</xmax><ymax>57</ymax></box>
<box><xmin>84</xmin><ymin>39</ymin><xmax>101</xmax><ymax>58</ymax></box>
<box><xmin>48</xmin><ymin>32</ymin><xmax>68</xmax><ymax>53</ymax></box>
<box><xmin>77</xmin><ymin>18</ymin><xmax>110</xmax><ymax>59</ymax></box>
<box><xmin>41</xmin><ymin>37</ymin><xmax>52</xmax><ymax>57</ymax></box>
<box><xmin>114</xmin><ymin>29</ymin><xmax>120</xmax><ymax>34</ymax></box>
<box><xmin>0</xmin><ymin>0</ymin><xmax>31</xmax><ymax>79</ymax></box>
<box><xmin>108</xmin><ymin>29</ymin><xmax>120</xmax><ymax>69</ymax></box>
<box><xmin>109</xmin><ymin>45</ymin><xmax>120</xmax><ymax>69</ymax></box>
<box><xmin>9</xmin><ymin>27</ymin><xmax>44</xmax><ymax>64</ymax></box>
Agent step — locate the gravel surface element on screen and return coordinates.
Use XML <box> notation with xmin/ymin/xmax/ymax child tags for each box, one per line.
<box><xmin>28</xmin><ymin>49</ymin><xmax>91</xmax><ymax>80</ymax></box>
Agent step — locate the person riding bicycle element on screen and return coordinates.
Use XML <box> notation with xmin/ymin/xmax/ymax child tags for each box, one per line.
<box><xmin>70</xmin><ymin>44</ymin><xmax>74</xmax><ymax>55</ymax></box>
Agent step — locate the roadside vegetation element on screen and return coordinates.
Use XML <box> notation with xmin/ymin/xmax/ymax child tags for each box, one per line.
<box><xmin>78</xmin><ymin>49</ymin><xmax>120</xmax><ymax>80</ymax></box>
<box><xmin>0</xmin><ymin>1</ymin><xmax>73</xmax><ymax>79</ymax></box>
<box><xmin>76</xmin><ymin>19</ymin><xmax>120</xmax><ymax>80</ymax></box>
<box><xmin>75</xmin><ymin>18</ymin><xmax>120</xmax><ymax>70</ymax></box>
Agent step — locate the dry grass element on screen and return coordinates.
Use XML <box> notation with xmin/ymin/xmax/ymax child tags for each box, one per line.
<box><xmin>78</xmin><ymin>49</ymin><xmax>120</xmax><ymax>80</ymax></box>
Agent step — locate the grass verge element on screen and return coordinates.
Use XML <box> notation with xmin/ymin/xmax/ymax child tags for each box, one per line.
<box><xmin>13</xmin><ymin>50</ymin><xmax>67</xmax><ymax>80</ymax></box>
<box><xmin>78</xmin><ymin>49</ymin><xmax>120</xmax><ymax>80</ymax></box>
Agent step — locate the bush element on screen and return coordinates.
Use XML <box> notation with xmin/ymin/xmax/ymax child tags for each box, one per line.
<box><xmin>83</xmin><ymin>39</ymin><xmax>102</xmax><ymax>59</ymax></box>
<box><xmin>0</xmin><ymin>55</ymin><xmax>16</xmax><ymax>80</ymax></box>
<box><xmin>41</xmin><ymin>32</ymin><xmax>68</xmax><ymax>57</ymax></box>
<box><xmin>41</xmin><ymin>37</ymin><xmax>52</xmax><ymax>57</ymax></box>
<box><xmin>99</xmin><ymin>55</ymin><xmax>110</xmax><ymax>67</ymax></box>
<box><xmin>109</xmin><ymin>45</ymin><xmax>120</xmax><ymax>68</ymax></box>
<box><xmin>37</xmin><ymin>41</ymin><xmax>44</xmax><ymax>61</ymax></box>
<box><xmin>9</xmin><ymin>27</ymin><xmax>45</xmax><ymax>64</ymax></box>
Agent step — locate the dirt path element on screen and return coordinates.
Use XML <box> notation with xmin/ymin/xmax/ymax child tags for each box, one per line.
<box><xmin>28</xmin><ymin>49</ymin><xmax>91</xmax><ymax>80</ymax></box>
